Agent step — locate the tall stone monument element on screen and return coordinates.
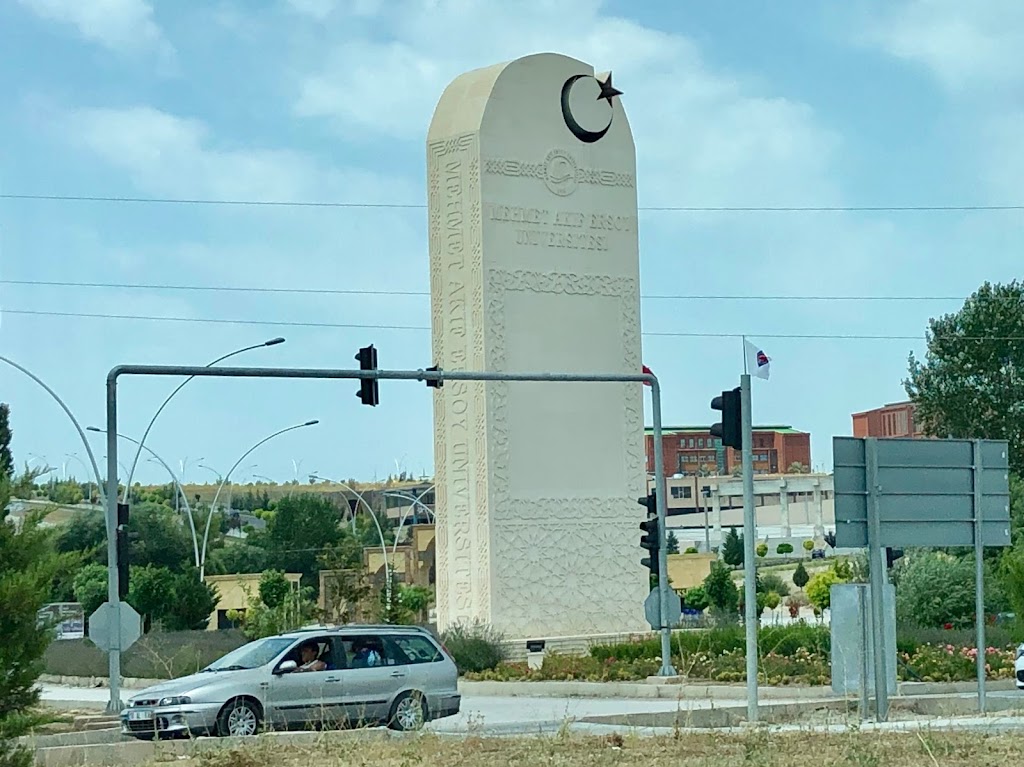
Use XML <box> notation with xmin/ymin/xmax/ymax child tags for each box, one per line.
<box><xmin>427</xmin><ymin>52</ymin><xmax>647</xmax><ymax>637</ymax></box>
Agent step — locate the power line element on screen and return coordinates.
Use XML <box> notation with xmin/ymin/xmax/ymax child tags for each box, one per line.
<box><xmin>3</xmin><ymin>192</ymin><xmax>1024</xmax><ymax>212</ymax></box>
<box><xmin>1</xmin><ymin>306</ymin><xmax>1017</xmax><ymax>341</ymax></box>
<box><xmin>0</xmin><ymin>278</ymin><xmax>985</xmax><ymax>303</ymax></box>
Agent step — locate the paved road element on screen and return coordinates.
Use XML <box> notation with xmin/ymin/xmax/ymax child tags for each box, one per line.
<box><xmin>38</xmin><ymin>683</ymin><xmax>742</xmax><ymax>734</ymax></box>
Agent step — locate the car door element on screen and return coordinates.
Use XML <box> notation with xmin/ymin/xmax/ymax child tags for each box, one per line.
<box><xmin>266</xmin><ymin>636</ymin><xmax>345</xmax><ymax>729</ymax></box>
<box><xmin>337</xmin><ymin>634</ymin><xmax>407</xmax><ymax>726</ymax></box>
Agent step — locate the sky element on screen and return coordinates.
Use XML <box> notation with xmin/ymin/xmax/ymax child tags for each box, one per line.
<box><xmin>0</xmin><ymin>0</ymin><xmax>1022</xmax><ymax>487</ymax></box>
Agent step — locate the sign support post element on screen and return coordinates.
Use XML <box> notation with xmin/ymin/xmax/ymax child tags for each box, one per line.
<box><xmin>740</xmin><ymin>374</ymin><xmax>758</xmax><ymax>722</ymax></box>
<box><xmin>864</xmin><ymin>438</ymin><xmax>889</xmax><ymax>721</ymax></box>
<box><xmin>973</xmin><ymin>439</ymin><xmax>986</xmax><ymax>714</ymax></box>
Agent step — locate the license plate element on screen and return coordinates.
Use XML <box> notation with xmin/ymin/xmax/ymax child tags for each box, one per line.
<box><xmin>128</xmin><ymin>710</ymin><xmax>152</xmax><ymax>721</ymax></box>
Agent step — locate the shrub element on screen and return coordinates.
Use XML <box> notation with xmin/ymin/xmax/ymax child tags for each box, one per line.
<box><xmin>684</xmin><ymin>547</ymin><xmax>699</xmax><ymax>554</ymax></box>
<box><xmin>440</xmin><ymin>621</ymin><xmax>506</xmax><ymax>674</ymax></box>
<box><xmin>803</xmin><ymin>540</ymin><xmax>815</xmax><ymax>552</ymax></box>
<box><xmin>683</xmin><ymin>586</ymin><xmax>709</xmax><ymax>612</ymax></box>
<box><xmin>722</xmin><ymin>528</ymin><xmax>743</xmax><ymax>567</ymax></box>
<box><xmin>777</xmin><ymin>543</ymin><xmax>794</xmax><ymax>555</ymax></box>
<box><xmin>806</xmin><ymin>570</ymin><xmax>843</xmax><ymax>613</ymax></box>
<box><xmin>756</xmin><ymin>543</ymin><xmax>768</xmax><ymax>558</ymax></box>
<box><xmin>897</xmin><ymin>552</ymin><xmax>976</xmax><ymax>629</ymax></box>
<box><xmin>759</xmin><ymin>572</ymin><xmax>790</xmax><ymax>598</ymax></box>
<box><xmin>792</xmin><ymin>562</ymin><xmax>810</xmax><ymax>590</ymax></box>
<box><xmin>764</xmin><ymin>592</ymin><xmax>781</xmax><ymax>611</ymax></box>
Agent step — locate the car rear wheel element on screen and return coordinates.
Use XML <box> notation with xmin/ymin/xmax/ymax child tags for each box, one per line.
<box><xmin>216</xmin><ymin>698</ymin><xmax>262</xmax><ymax>737</ymax></box>
<box><xmin>388</xmin><ymin>691</ymin><xmax>427</xmax><ymax>731</ymax></box>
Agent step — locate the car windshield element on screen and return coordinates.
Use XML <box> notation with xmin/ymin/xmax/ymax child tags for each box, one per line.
<box><xmin>204</xmin><ymin>637</ymin><xmax>295</xmax><ymax>671</ymax></box>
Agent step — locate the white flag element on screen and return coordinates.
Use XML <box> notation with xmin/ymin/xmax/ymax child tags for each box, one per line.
<box><xmin>744</xmin><ymin>339</ymin><xmax>770</xmax><ymax>380</ymax></box>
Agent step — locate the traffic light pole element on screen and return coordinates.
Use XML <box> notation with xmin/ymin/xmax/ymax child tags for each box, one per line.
<box><xmin>102</xmin><ymin>362</ymin><xmax>680</xmax><ymax>709</ymax></box>
<box><xmin>740</xmin><ymin>374</ymin><xmax>758</xmax><ymax>722</ymax></box>
<box><xmin>650</xmin><ymin>383</ymin><xmax>678</xmax><ymax>677</ymax></box>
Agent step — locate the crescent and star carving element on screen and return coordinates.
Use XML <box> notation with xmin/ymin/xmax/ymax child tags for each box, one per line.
<box><xmin>560</xmin><ymin>72</ymin><xmax>623</xmax><ymax>144</ymax></box>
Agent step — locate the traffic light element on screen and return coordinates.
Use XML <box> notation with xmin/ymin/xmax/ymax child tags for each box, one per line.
<box><xmin>710</xmin><ymin>386</ymin><xmax>742</xmax><ymax>450</ymax></box>
<box><xmin>355</xmin><ymin>344</ymin><xmax>379</xmax><ymax>406</ymax></box>
<box><xmin>116</xmin><ymin>502</ymin><xmax>130</xmax><ymax>599</ymax></box>
<box><xmin>638</xmin><ymin>490</ymin><xmax>659</xmax><ymax>577</ymax></box>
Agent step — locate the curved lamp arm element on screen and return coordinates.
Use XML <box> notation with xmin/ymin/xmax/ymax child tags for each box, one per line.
<box><xmin>1</xmin><ymin>355</ymin><xmax>104</xmax><ymax>498</ymax></box>
<box><xmin>199</xmin><ymin>419</ymin><xmax>318</xmax><ymax>578</ymax></box>
<box><xmin>88</xmin><ymin>427</ymin><xmax>199</xmax><ymax>568</ymax></box>
<box><xmin>123</xmin><ymin>338</ymin><xmax>284</xmax><ymax>495</ymax></box>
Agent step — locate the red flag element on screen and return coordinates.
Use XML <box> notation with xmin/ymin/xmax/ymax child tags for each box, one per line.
<box><xmin>641</xmin><ymin>364</ymin><xmax>653</xmax><ymax>386</ymax></box>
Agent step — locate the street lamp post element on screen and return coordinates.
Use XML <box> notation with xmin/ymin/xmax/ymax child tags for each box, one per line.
<box><xmin>66</xmin><ymin>453</ymin><xmax>94</xmax><ymax>502</ymax></box>
<box><xmin>0</xmin><ymin>355</ymin><xmax>104</xmax><ymax>499</ymax></box>
<box><xmin>310</xmin><ymin>473</ymin><xmax>393</xmax><ymax>609</ymax></box>
<box><xmin>198</xmin><ymin>420</ymin><xmax>319</xmax><ymax>579</ymax></box>
<box><xmin>122</xmin><ymin>338</ymin><xmax>285</xmax><ymax>494</ymax></box>
<box><xmin>88</xmin><ymin>427</ymin><xmax>200</xmax><ymax>569</ymax></box>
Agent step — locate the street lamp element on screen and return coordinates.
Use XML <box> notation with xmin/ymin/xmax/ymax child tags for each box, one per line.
<box><xmin>87</xmin><ymin>427</ymin><xmax>200</xmax><ymax>568</ymax></box>
<box><xmin>310</xmin><ymin>472</ymin><xmax>393</xmax><ymax>608</ymax></box>
<box><xmin>198</xmin><ymin>420</ymin><xmax>319</xmax><ymax>579</ymax></box>
<box><xmin>66</xmin><ymin>453</ymin><xmax>95</xmax><ymax>502</ymax></box>
<box><xmin>122</xmin><ymin>338</ymin><xmax>285</xmax><ymax>494</ymax></box>
<box><xmin>0</xmin><ymin>355</ymin><xmax>105</xmax><ymax>497</ymax></box>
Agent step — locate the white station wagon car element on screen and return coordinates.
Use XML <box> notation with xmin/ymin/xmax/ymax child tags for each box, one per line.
<box><xmin>1016</xmin><ymin>643</ymin><xmax>1024</xmax><ymax>689</ymax></box>
<box><xmin>120</xmin><ymin>624</ymin><xmax>461</xmax><ymax>739</ymax></box>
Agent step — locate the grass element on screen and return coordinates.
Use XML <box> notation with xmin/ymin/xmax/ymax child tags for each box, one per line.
<box><xmin>156</xmin><ymin>730</ymin><xmax>1023</xmax><ymax>767</ymax></box>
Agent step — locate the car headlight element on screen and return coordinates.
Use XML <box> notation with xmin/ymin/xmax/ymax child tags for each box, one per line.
<box><xmin>158</xmin><ymin>695</ymin><xmax>191</xmax><ymax>707</ymax></box>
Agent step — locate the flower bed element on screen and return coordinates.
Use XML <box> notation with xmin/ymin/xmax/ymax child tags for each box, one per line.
<box><xmin>463</xmin><ymin>624</ymin><xmax>1019</xmax><ymax>685</ymax></box>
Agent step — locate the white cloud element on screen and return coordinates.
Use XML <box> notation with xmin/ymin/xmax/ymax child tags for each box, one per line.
<box><xmin>17</xmin><ymin>0</ymin><xmax>175</xmax><ymax>60</ymax></box>
<box><xmin>861</xmin><ymin>0</ymin><xmax>1024</xmax><ymax>94</ymax></box>
<box><xmin>61</xmin><ymin>105</ymin><xmax>414</xmax><ymax>205</ymax></box>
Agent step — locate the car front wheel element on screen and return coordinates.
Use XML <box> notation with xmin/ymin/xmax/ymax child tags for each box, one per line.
<box><xmin>216</xmin><ymin>698</ymin><xmax>262</xmax><ymax>737</ymax></box>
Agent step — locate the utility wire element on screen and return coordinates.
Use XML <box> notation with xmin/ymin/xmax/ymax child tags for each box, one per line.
<box><xmin>0</xmin><ymin>278</ymin><xmax>997</xmax><ymax>303</ymax></box>
<box><xmin>2</xmin><ymin>307</ymin><xmax>1020</xmax><ymax>341</ymax></box>
<box><xmin>3</xmin><ymin>192</ymin><xmax>1024</xmax><ymax>212</ymax></box>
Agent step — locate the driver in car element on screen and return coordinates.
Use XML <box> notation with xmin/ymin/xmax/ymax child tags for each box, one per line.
<box><xmin>296</xmin><ymin>642</ymin><xmax>327</xmax><ymax>672</ymax></box>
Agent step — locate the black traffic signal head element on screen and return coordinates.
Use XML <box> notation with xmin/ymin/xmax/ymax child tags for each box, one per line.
<box><xmin>710</xmin><ymin>386</ymin><xmax>742</xmax><ymax>450</ymax></box>
<box><xmin>886</xmin><ymin>547</ymin><xmax>904</xmax><ymax>569</ymax></box>
<box><xmin>355</xmin><ymin>345</ymin><xmax>379</xmax><ymax>406</ymax></box>
<box><xmin>638</xmin><ymin>491</ymin><xmax>659</xmax><ymax>574</ymax></box>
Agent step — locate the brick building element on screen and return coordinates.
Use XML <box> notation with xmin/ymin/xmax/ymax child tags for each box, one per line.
<box><xmin>644</xmin><ymin>426</ymin><xmax>811</xmax><ymax>477</ymax></box>
<box><xmin>851</xmin><ymin>400</ymin><xmax>923</xmax><ymax>439</ymax></box>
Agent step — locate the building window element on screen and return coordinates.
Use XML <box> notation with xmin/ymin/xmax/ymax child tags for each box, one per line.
<box><xmin>688</xmin><ymin>438</ymin><xmax>695</xmax><ymax>448</ymax></box>
<box><xmin>698</xmin><ymin>438</ymin><xmax>704</xmax><ymax>448</ymax></box>
<box><xmin>671</xmin><ymin>486</ymin><xmax>693</xmax><ymax>499</ymax></box>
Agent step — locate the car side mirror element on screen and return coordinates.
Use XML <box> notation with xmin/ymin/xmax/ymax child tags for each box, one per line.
<box><xmin>275</xmin><ymin>660</ymin><xmax>297</xmax><ymax>675</ymax></box>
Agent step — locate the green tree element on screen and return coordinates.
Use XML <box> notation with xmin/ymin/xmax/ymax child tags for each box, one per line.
<box><xmin>805</xmin><ymin>566</ymin><xmax>849</xmax><ymax>614</ymax></box>
<box><xmin>205</xmin><ymin>543</ymin><xmax>270</xmax><ymax>575</ymax></box>
<box><xmin>258</xmin><ymin>570</ymin><xmax>291</xmax><ymax>610</ymax></box>
<box><xmin>756</xmin><ymin>542</ymin><xmax>768</xmax><ymax>558</ymax></box>
<box><xmin>55</xmin><ymin>510</ymin><xmax>106</xmax><ymax>564</ymax></box>
<box><xmin>0</xmin><ymin>404</ymin><xmax>12</xmax><ymax>480</ymax></box>
<box><xmin>666</xmin><ymin>530</ymin><xmax>679</xmax><ymax>555</ymax></box>
<box><xmin>126</xmin><ymin>565</ymin><xmax>176</xmax><ymax>631</ymax></box>
<box><xmin>397</xmin><ymin>584</ymin><xmax>433</xmax><ymax>624</ymax></box>
<box><xmin>128</xmin><ymin>503</ymin><xmax>193</xmax><ymax>572</ymax></box>
<box><xmin>722</xmin><ymin>528</ymin><xmax>744</xmax><ymax>567</ymax></box>
<box><xmin>263</xmin><ymin>494</ymin><xmax>346</xmax><ymax>590</ymax></box>
<box><xmin>1</xmin><ymin>476</ymin><xmax>76</xmax><ymax>766</ymax></box>
<box><xmin>163</xmin><ymin>571</ymin><xmax>218</xmax><ymax>631</ymax></box>
<box><xmin>72</xmin><ymin>563</ymin><xmax>108</xmax><ymax>617</ymax></box>
<box><xmin>905</xmin><ymin>280</ymin><xmax>1024</xmax><ymax>475</ymax></box>
<box><xmin>703</xmin><ymin>560</ymin><xmax>739</xmax><ymax>614</ymax></box>
<box><xmin>776</xmin><ymin>543</ymin><xmax>794</xmax><ymax>555</ymax></box>
<box><xmin>764</xmin><ymin>592</ymin><xmax>781</xmax><ymax>611</ymax></box>
<box><xmin>792</xmin><ymin>561</ymin><xmax>810</xmax><ymax>589</ymax></box>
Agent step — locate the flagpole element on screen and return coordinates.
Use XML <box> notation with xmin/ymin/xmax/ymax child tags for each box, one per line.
<box><xmin>742</xmin><ymin>335</ymin><xmax>749</xmax><ymax>375</ymax></box>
